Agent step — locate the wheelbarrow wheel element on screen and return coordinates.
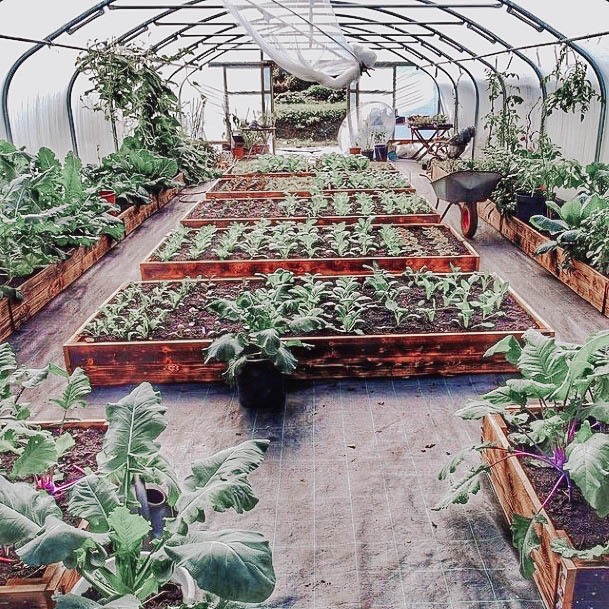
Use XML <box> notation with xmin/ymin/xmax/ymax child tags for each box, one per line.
<box><xmin>460</xmin><ymin>201</ymin><xmax>478</xmax><ymax>239</ymax></box>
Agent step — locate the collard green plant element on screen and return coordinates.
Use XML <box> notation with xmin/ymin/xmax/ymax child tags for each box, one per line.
<box><xmin>0</xmin><ymin>142</ymin><xmax>124</xmax><ymax>288</ymax></box>
<box><xmin>436</xmin><ymin>329</ymin><xmax>609</xmax><ymax>576</ymax></box>
<box><xmin>0</xmin><ymin>382</ymin><xmax>275</xmax><ymax>608</ymax></box>
<box><xmin>205</xmin><ymin>275</ymin><xmax>323</xmax><ymax>379</ymax></box>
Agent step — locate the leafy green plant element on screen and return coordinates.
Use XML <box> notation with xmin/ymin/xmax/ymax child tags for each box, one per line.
<box><xmin>530</xmin><ymin>193</ymin><xmax>609</xmax><ymax>265</ymax></box>
<box><xmin>84</xmin><ymin>140</ymin><xmax>179</xmax><ymax>207</ymax></box>
<box><xmin>436</xmin><ymin>329</ymin><xmax>609</xmax><ymax>575</ymax></box>
<box><xmin>0</xmin><ymin>382</ymin><xmax>276</xmax><ymax>607</ymax></box>
<box><xmin>544</xmin><ymin>48</ymin><xmax>599</xmax><ymax>121</ymax></box>
<box><xmin>77</xmin><ymin>42</ymin><xmax>219</xmax><ymax>185</ymax></box>
<box><xmin>157</xmin><ymin>226</ymin><xmax>189</xmax><ymax>262</ymax></box>
<box><xmin>0</xmin><ymin>144</ymin><xmax>124</xmax><ymax>288</ymax></box>
<box><xmin>206</xmin><ymin>279</ymin><xmax>322</xmax><ymax>379</ymax></box>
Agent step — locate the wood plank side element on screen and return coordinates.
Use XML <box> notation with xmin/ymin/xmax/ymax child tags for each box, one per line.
<box><xmin>0</xmin><ymin>184</ymin><xmax>182</xmax><ymax>342</ymax></box>
<box><xmin>206</xmin><ymin>187</ymin><xmax>416</xmax><ymax>200</ymax></box>
<box><xmin>482</xmin><ymin>414</ymin><xmax>609</xmax><ymax>609</ymax></box>
<box><xmin>139</xmin><ymin>253</ymin><xmax>480</xmax><ymax>280</ymax></box>
<box><xmin>0</xmin><ymin>563</ymin><xmax>62</xmax><ymax>609</ymax></box>
<box><xmin>64</xmin><ymin>327</ymin><xmax>549</xmax><ymax>386</ymax></box>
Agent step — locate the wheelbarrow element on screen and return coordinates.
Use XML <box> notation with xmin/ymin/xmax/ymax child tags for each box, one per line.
<box><xmin>431</xmin><ymin>170</ymin><xmax>502</xmax><ymax>238</ymax></box>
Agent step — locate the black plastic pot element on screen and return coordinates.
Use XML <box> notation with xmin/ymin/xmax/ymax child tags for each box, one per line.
<box><xmin>236</xmin><ymin>359</ymin><xmax>286</xmax><ymax>410</ymax></box>
<box><xmin>361</xmin><ymin>149</ymin><xmax>374</xmax><ymax>160</ymax></box>
<box><xmin>514</xmin><ymin>192</ymin><xmax>546</xmax><ymax>223</ymax></box>
<box><xmin>374</xmin><ymin>144</ymin><xmax>388</xmax><ymax>161</ymax></box>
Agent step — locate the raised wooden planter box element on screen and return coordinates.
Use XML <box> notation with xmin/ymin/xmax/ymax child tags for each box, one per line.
<box><xmin>482</xmin><ymin>413</ymin><xmax>609</xmax><ymax>609</ymax></box>
<box><xmin>206</xmin><ymin>175</ymin><xmax>414</xmax><ymax>200</ymax></box>
<box><xmin>476</xmin><ymin>200</ymin><xmax>609</xmax><ymax>317</ymax></box>
<box><xmin>63</xmin><ymin>276</ymin><xmax>552</xmax><ymax>386</ymax></box>
<box><xmin>140</xmin><ymin>224</ymin><xmax>480</xmax><ymax>280</ymax></box>
<box><xmin>0</xmin><ymin>419</ymin><xmax>106</xmax><ymax>609</ymax></box>
<box><xmin>430</xmin><ymin>163</ymin><xmax>609</xmax><ymax>318</ymax></box>
<box><xmin>181</xmin><ymin>199</ymin><xmax>441</xmax><ymax>228</ymax></box>
<box><xmin>0</xmin><ymin>181</ymin><xmax>183</xmax><ymax>342</ymax></box>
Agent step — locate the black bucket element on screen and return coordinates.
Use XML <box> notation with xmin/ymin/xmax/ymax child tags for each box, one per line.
<box><xmin>236</xmin><ymin>359</ymin><xmax>286</xmax><ymax>410</ymax></box>
<box><xmin>374</xmin><ymin>144</ymin><xmax>388</xmax><ymax>162</ymax></box>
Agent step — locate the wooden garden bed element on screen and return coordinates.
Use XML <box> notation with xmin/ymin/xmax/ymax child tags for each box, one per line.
<box><xmin>63</xmin><ymin>276</ymin><xmax>552</xmax><ymax>386</ymax></box>
<box><xmin>482</xmin><ymin>413</ymin><xmax>609</xmax><ymax>609</ymax></box>
<box><xmin>0</xmin><ymin>419</ymin><xmax>106</xmax><ymax>609</ymax></box>
<box><xmin>181</xmin><ymin>197</ymin><xmax>441</xmax><ymax>228</ymax></box>
<box><xmin>206</xmin><ymin>174</ymin><xmax>414</xmax><ymax>199</ymax></box>
<box><xmin>430</xmin><ymin>163</ymin><xmax>609</xmax><ymax>318</ymax></box>
<box><xmin>140</xmin><ymin>224</ymin><xmax>480</xmax><ymax>280</ymax></box>
<box><xmin>0</xmin><ymin>181</ymin><xmax>183</xmax><ymax>342</ymax></box>
<box><xmin>476</xmin><ymin>200</ymin><xmax>609</xmax><ymax>317</ymax></box>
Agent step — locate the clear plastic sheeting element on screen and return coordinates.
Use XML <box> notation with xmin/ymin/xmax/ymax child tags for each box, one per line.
<box><xmin>338</xmin><ymin>101</ymin><xmax>395</xmax><ymax>151</ymax></box>
<box><xmin>219</xmin><ymin>0</ymin><xmax>376</xmax><ymax>88</ymax></box>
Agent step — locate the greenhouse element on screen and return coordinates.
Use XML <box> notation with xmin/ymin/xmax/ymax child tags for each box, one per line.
<box><xmin>2</xmin><ymin>1</ymin><xmax>609</xmax><ymax>608</ymax></box>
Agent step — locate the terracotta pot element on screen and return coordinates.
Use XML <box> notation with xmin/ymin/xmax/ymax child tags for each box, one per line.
<box><xmin>349</xmin><ymin>147</ymin><xmax>361</xmax><ymax>155</ymax></box>
<box><xmin>99</xmin><ymin>190</ymin><xmax>116</xmax><ymax>205</ymax></box>
<box><xmin>232</xmin><ymin>146</ymin><xmax>245</xmax><ymax>160</ymax></box>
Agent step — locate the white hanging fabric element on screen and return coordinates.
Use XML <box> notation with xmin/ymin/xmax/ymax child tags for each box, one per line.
<box><xmin>220</xmin><ymin>0</ymin><xmax>377</xmax><ymax>89</ymax></box>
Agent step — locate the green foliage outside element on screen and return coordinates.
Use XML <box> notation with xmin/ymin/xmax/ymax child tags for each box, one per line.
<box><xmin>273</xmin><ymin>68</ymin><xmax>347</xmax><ymax>143</ymax></box>
<box><xmin>274</xmin><ymin>103</ymin><xmax>347</xmax><ymax>142</ymax></box>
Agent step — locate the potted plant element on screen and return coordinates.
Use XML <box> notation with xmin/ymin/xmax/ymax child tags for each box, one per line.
<box><xmin>0</xmin><ymin>382</ymin><xmax>276</xmax><ymax>609</ymax></box>
<box><xmin>205</xmin><ymin>277</ymin><xmax>323</xmax><ymax>408</ymax></box>
<box><xmin>436</xmin><ymin>329</ymin><xmax>609</xmax><ymax>609</ymax></box>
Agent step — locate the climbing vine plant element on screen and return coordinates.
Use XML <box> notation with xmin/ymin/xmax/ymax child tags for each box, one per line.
<box><xmin>484</xmin><ymin>70</ymin><xmax>526</xmax><ymax>152</ymax></box>
<box><xmin>544</xmin><ymin>47</ymin><xmax>599</xmax><ymax>122</ymax></box>
<box><xmin>77</xmin><ymin>41</ymin><xmax>219</xmax><ymax>184</ymax></box>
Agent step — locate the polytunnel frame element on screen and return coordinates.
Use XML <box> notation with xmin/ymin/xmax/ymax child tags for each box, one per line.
<box><xmin>0</xmin><ymin>0</ymin><xmax>606</xmax><ymax>159</ymax></box>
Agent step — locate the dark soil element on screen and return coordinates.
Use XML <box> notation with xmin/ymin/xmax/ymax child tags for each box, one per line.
<box><xmin>0</xmin><ymin>426</ymin><xmax>105</xmax><ymax>585</ymax></box>
<box><xmin>187</xmin><ymin>196</ymin><xmax>431</xmax><ymax>220</ymax></box>
<box><xmin>143</xmin><ymin>583</ymin><xmax>183</xmax><ymax>608</ymax></box>
<box><xmin>522</xmin><ymin>459</ymin><xmax>609</xmax><ymax>550</ymax></box>
<box><xmin>154</xmin><ymin>225</ymin><xmax>468</xmax><ymax>261</ymax></box>
<box><xmin>84</xmin><ymin>582</ymin><xmax>183</xmax><ymax>608</ymax></box>
<box><xmin>215</xmin><ymin>175</ymin><xmax>314</xmax><ymax>192</ymax></box>
<box><xmin>83</xmin><ymin>276</ymin><xmax>536</xmax><ymax>343</ymax></box>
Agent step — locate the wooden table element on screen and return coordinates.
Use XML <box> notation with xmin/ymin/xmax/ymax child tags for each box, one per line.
<box><xmin>408</xmin><ymin>124</ymin><xmax>453</xmax><ymax>160</ymax></box>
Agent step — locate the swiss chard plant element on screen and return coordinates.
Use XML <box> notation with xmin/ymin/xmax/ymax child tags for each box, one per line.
<box><xmin>436</xmin><ymin>329</ymin><xmax>609</xmax><ymax>576</ymax></box>
<box><xmin>0</xmin><ymin>382</ymin><xmax>275</xmax><ymax>608</ymax></box>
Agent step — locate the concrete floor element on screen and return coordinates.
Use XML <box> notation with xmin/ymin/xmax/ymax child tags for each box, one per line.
<box><xmin>7</xmin><ymin>162</ymin><xmax>609</xmax><ymax>609</ymax></box>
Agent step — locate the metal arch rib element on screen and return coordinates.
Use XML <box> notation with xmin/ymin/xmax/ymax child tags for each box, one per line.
<box><xmin>498</xmin><ymin>0</ymin><xmax>606</xmax><ymax>161</ymax></box>
<box><xmin>331</xmin><ymin>0</ymin><xmax>547</xmax><ymax>101</ymax></box>
<box><xmin>1</xmin><ymin>0</ymin><xmax>119</xmax><ymax>143</ymax></box>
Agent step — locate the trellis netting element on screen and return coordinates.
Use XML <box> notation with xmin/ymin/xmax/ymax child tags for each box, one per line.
<box><xmin>338</xmin><ymin>102</ymin><xmax>396</xmax><ymax>151</ymax></box>
<box><xmin>220</xmin><ymin>0</ymin><xmax>376</xmax><ymax>89</ymax></box>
